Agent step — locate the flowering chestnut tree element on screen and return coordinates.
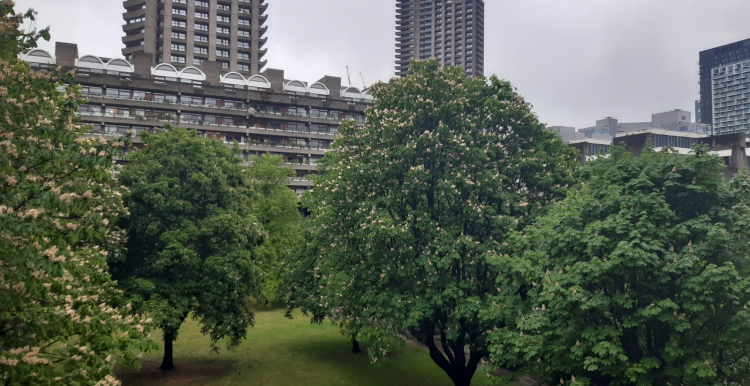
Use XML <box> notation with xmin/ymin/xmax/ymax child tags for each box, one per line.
<box><xmin>290</xmin><ymin>61</ymin><xmax>579</xmax><ymax>386</ymax></box>
<box><xmin>0</xmin><ymin>2</ymin><xmax>152</xmax><ymax>385</ymax></box>
<box><xmin>113</xmin><ymin>127</ymin><xmax>264</xmax><ymax>370</ymax></box>
<box><xmin>489</xmin><ymin>147</ymin><xmax>750</xmax><ymax>386</ymax></box>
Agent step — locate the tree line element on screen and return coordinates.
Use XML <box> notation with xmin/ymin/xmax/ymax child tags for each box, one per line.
<box><xmin>3</xmin><ymin>4</ymin><xmax>750</xmax><ymax>386</ymax></box>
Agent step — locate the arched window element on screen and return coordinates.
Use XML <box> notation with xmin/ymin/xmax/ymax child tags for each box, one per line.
<box><xmin>180</xmin><ymin>66</ymin><xmax>206</xmax><ymax>81</ymax></box>
<box><xmin>342</xmin><ymin>87</ymin><xmax>363</xmax><ymax>99</ymax></box>
<box><xmin>76</xmin><ymin>55</ymin><xmax>105</xmax><ymax>70</ymax></box>
<box><xmin>247</xmin><ymin>75</ymin><xmax>271</xmax><ymax>89</ymax></box>
<box><xmin>308</xmin><ymin>82</ymin><xmax>329</xmax><ymax>96</ymax></box>
<box><xmin>221</xmin><ymin>72</ymin><xmax>246</xmax><ymax>86</ymax></box>
<box><xmin>285</xmin><ymin>80</ymin><xmax>308</xmax><ymax>93</ymax></box>
<box><xmin>106</xmin><ymin>58</ymin><xmax>134</xmax><ymax>73</ymax></box>
<box><xmin>152</xmin><ymin>63</ymin><xmax>180</xmax><ymax>78</ymax></box>
<box><xmin>22</xmin><ymin>49</ymin><xmax>55</xmax><ymax>65</ymax></box>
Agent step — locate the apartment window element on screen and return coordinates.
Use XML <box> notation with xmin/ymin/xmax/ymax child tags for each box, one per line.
<box><xmin>194</xmin><ymin>46</ymin><xmax>208</xmax><ymax>55</ymax></box>
<box><xmin>195</xmin><ymin>11</ymin><xmax>208</xmax><ymax>20</ymax></box>
<box><xmin>217</xmin><ymin>15</ymin><xmax>230</xmax><ymax>23</ymax></box>
<box><xmin>219</xmin><ymin>61</ymin><xmax>229</xmax><ymax>69</ymax></box>
<box><xmin>239</xmin><ymin>7</ymin><xmax>251</xmax><ymax>14</ymax></box>
<box><xmin>238</xmin><ymin>41</ymin><xmax>251</xmax><ymax>49</ymax></box>
<box><xmin>195</xmin><ymin>23</ymin><xmax>208</xmax><ymax>31</ymax></box>
<box><xmin>171</xmin><ymin>43</ymin><xmax>186</xmax><ymax>52</ymax></box>
<box><xmin>195</xmin><ymin>0</ymin><xmax>208</xmax><ymax>6</ymax></box>
<box><xmin>238</xmin><ymin>52</ymin><xmax>250</xmax><ymax>60</ymax></box>
<box><xmin>172</xmin><ymin>8</ymin><xmax>187</xmax><ymax>16</ymax></box>
<box><xmin>172</xmin><ymin>20</ymin><xmax>187</xmax><ymax>28</ymax></box>
<box><xmin>172</xmin><ymin>0</ymin><xmax>186</xmax><ymax>3</ymax></box>
<box><xmin>126</xmin><ymin>17</ymin><xmax>145</xmax><ymax>24</ymax></box>
<box><xmin>194</xmin><ymin>58</ymin><xmax>205</xmax><ymax>66</ymax></box>
<box><xmin>126</xmin><ymin>40</ymin><xmax>145</xmax><ymax>48</ymax></box>
<box><xmin>217</xmin><ymin>38</ymin><xmax>230</xmax><ymax>46</ymax></box>
<box><xmin>195</xmin><ymin>34</ymin><xmax>208</xmax><ymax>43</ymax></box>
<box><xmin>217</xmin><ymin>3</ymin><xmax>231</xmax><ymax>11</ymax></box>
<box><xmin>217</xmin><ymin>26</ymin><xmax>230</xmax><ymax>34</ymax></box>
<box><xmin>217</xmin><ymin>49</ymin><xmax>229</xmax><ymax>58</ymax></box>
<box><xmin>238</xmin><ymin>30</ymin><xmax>251</xmax><ymax>37</ymax></box>
<box><xmin>80</xmin><ymin>85</ymin><xmax>103</xmax><ymax>96</ymax></box>
<box><xmin>171</xmin><ymin>55</ymin><xmax>186</xmax><ymax>64</ymax></box>
<box><xmin>238</xmin><ymin>18</ymin><xmax>251</xmax><ymax>26</ymax></box>
<box><xmin>238</xmin><ymin>64</ymin><xmax>250</xmax><ymax>72</ymax></box>
<box><xmin>171</xmin><ymin>31</ymin><xmax>186</xmax><ymax>40</ymax></box>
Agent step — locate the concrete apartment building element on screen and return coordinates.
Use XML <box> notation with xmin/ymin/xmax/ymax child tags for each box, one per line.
<box><xmin>21</xmin><ymin>43</ymin><xmax>372</xmax><ymax>195</ymax></box>
<box><xmin>122</xmin><ymin>0</ymin><xmax>268</xmax><ymax>75</ymax></box>
<box><xmin>711</xmin><ymin>59</ymin><xmax>750</xmax><ymax>135</ymax></box>
<box><xmin>396</xmin><ymin>0</ymin><xmax>485</xmax><ymax>77</ymax></box>
<box><xmin>698</xmin><ymin>37</ymin><xmax>750</xmax><ymax>128</ymax></box>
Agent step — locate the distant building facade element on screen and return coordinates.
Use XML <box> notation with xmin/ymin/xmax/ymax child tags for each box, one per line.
<box><xmin>396</xmin><ymin>0</ymin><xmax>485</xmax><ymax>77</ymax></box>
<box><xmin>570</xmin><ymin>129</ymin><xmax>748</xmax><ymax>180</ymax></box>
<box><xmin>711</xmin><ymin>59</ymin><xmax>750</xmax><ymax>135</ymax></box>
<box><xmin>547</xmin><ymin>126</ymin><xmax>576</xmax><ymax>143</ymax></box>
<box><xmin>698</xmin><ymin>37</ymin><xmax>750</xmax><ymax>127</ymax></box>
<box><xmin>121</xmin><ymin>0</ymin><xmax>268</xmax><ymax>76</ymax></box>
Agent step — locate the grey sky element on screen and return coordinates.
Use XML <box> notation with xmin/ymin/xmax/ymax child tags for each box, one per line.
<box><xmin>14</xmin><ymin>0</ymin><xmax>750</xmax><ymax>129</ymax></box>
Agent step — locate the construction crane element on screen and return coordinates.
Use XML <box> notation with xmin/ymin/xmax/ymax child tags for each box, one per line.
<box><xmin>359</xmin><ymin>72</ymin><xmax>368</xmax><ymax>91</ymax></box>
<box><xmin>346</xmin><ymin>66</ymin><xmax>352</xmax><ymax>86</ymax></box>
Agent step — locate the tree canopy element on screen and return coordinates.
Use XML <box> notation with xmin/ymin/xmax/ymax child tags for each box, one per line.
<box><xmin>113</xmin><ymin>127</ymin><xmax>264</xmax><ymax>370</ymax></box>
<box><xmin>246</xmin><ymin>154</ymin><xmax>302</xmax><ymax>304</ymax></box>
<box><xmin>287</xmin><ymin>61</ymin><xmax>580</xmax><ymax>386</ymax></box>
<box><xmin>0</xmin><ymin>2</ymin><xmax>152</xmax><ymax>385</ymax></box>
<box><xmin>489</xmin><ymin>146</ymin><xmax>750</xmax><ymax>386</ymax></box>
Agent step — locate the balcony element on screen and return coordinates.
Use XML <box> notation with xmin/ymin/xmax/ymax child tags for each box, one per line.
<box><xmin>122</xmin><ymin>20</ymin><xmax>145</xmax><ymax>33</ymax></box>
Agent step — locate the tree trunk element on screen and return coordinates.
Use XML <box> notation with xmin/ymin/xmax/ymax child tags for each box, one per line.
<box><xmin>351</xmin><ymin>336</ymin><xmax>361</xmax><ymax>354</ymax></box>
<box><xmin>447</xmin><ymin>368</ymin><xmax>475</xmax><ymax>386</ymax></box>
<box><xmin>160</xmin><ymin>332</ymin><xmax>176</xmax><ymax>370</ymax></box>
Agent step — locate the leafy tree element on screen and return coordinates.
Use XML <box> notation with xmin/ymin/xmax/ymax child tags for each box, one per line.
<box><xmin>246</xmin><ymin>154</ymin><xmax>302</xmax><ymax>303</ymax></box>
<box><xmin>489</xmin><ymin>146</ymin><xmax>750</xmax><ymax>386</ymax></box>
<box><xmin>113</xmin><ymin>127</ymin><xmax>264</xmax><ymax>370</ymax></box>
<box><xmin>290</xmin><ymin>61</ymin><xmax>580</xmax><ymax>386</ymax></box>
<box><xmin>0</xmin><ymin>2</ymin><xmax>152</xmax><ymax>385</ymax></box>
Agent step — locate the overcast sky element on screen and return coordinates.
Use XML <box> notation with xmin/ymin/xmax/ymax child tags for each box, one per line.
<box><xmin>14</xmin><ymin>0</ymin><xmax>750</xmax><ymax>128</ymax></box>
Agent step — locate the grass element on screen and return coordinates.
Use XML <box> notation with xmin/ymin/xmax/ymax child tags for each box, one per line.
<box><xmin>117</xmin><ymin>304</ymin><xmax>490</xmax><ymax>386</ymax></box>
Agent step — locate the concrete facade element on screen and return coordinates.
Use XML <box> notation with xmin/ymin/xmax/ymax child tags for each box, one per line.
<box><xmin>122</xmin><ymin>0</ymin><xmax>268</xmax><ymax>76</ymax></box>
<box><xmin>24</xmin><ymin>42</ymin><xmax>372</xmax><ymax>195</ymax></box>
<box><xmin>396</xmin><ymin>0</ymin><xmax>485</xmax><ymax>78</ymax></box>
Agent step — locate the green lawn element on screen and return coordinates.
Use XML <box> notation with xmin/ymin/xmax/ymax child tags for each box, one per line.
<box><xmin>117</xmin><ymin>305</ymin><xmax>490</xmax><ymax>386</ymax></box>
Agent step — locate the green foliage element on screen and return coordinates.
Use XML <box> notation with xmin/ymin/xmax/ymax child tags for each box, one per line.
<box><xmin>288</xmin><ymin>61</ymin><xmax>580</xmax><ymax>386</ymax></box>
<box><xmin>246</xmin><ymin>154</ymin><xmax>302</xmax><ymax>303</ymax></box>
<box><xmin>489</xmin><ymin>146</ymin><xmax>750</xmax><ymax>386</ymax></box>
<box><xmin>0</xmin><ymin>2</ymin><xmax>152</xmax><ymax>385</ymax></box>
<box><xmin>113</xmin><ymin>127</ymin><xmax>264</xmax><ymax>365</ymax></box>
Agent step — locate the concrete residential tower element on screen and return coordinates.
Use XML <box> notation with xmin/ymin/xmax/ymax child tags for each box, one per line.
<box><xmin>396</xmin><ymin>0</ymin><xmax>484</xmax><ymax>78</ymax></box>
<box><xmin>122</xmin><ymin>0</ymin><xmax>268</xmax><ymax>75</ymax></box>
